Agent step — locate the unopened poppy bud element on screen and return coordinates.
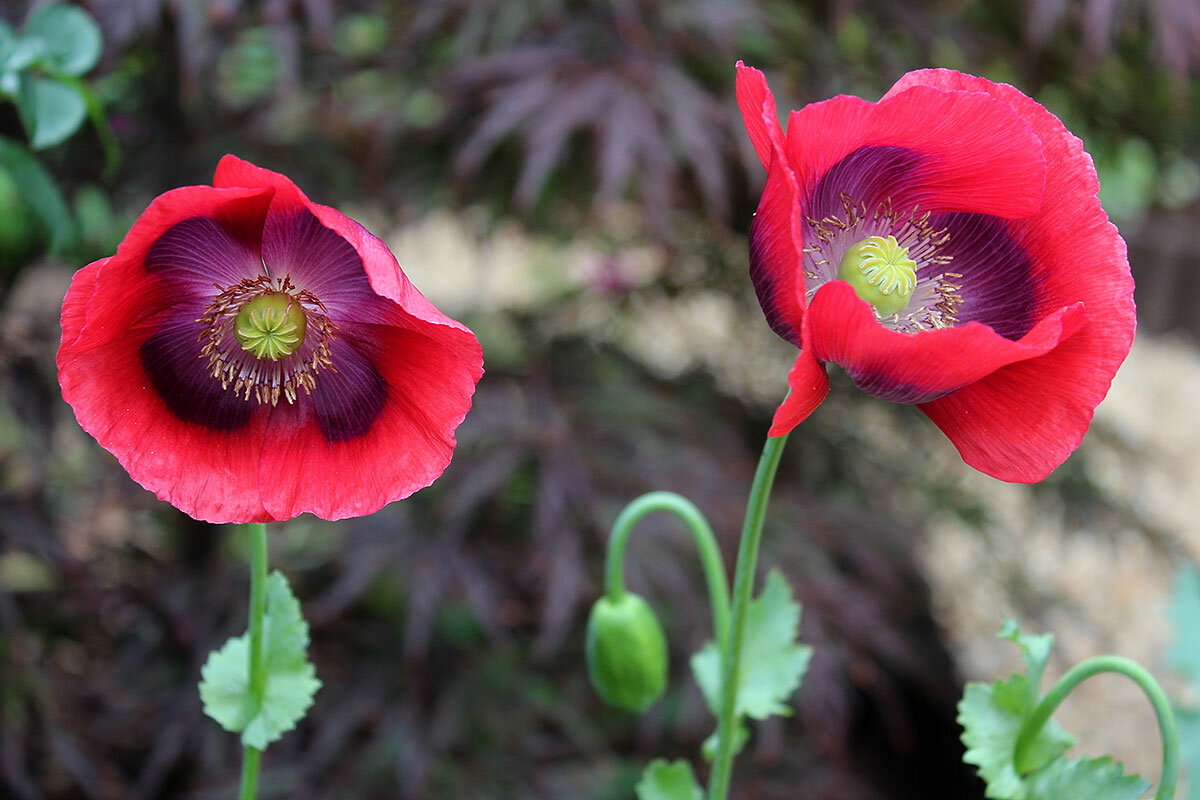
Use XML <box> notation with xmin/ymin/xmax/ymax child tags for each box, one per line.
<box><xmin>585</xmin><ymin>593</ymin><xmax>667</xmax><ymax>712</ymax></box>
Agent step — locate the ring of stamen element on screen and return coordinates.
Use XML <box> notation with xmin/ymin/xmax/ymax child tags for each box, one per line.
<box><xmin>802</xmin><ymin>192</ymin><xmax>962</xmax><ymax>333</ymax></box>
<box><xmin>198</xmin><ymin>274</ymin><xmax>338</xmax><ymax>406</ymax></box>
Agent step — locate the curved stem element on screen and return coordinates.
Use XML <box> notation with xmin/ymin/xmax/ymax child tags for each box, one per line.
<box><xmin>238</xmin><ymin>522</ymin><xmax>269</xmax><ymax>800</ymax></box>
<box><xmin>1014</xmin><ymin>655</ymin><xmax>1179</xmax><ymax>800</ymax></box>
<box><xmin>707</xmin><ymin>434</ymin><xmax>790</xmax><ymax>800</ymax></box>
<box><xmin>605</xmin><ymin>491</ymin><xmax>730</xmax><ymax>645</ymax></box>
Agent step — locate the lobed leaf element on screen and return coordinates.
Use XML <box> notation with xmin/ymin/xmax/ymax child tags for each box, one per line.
<box><xmin>1167</xmin><ymin>566</ymin><xmax>1200</xmax><ymax>798</ymax></box>
<box><xmin>1023</xmin><ymin>755</ymin><xmax>1149</xmax><ymax>800</ymax></box>
<box><xmin>690</xmin><ymin>569</ymin><xmax>812</xmax><ymax>721</ymax></box>
<box><xmin>636</xmin><ymin>759</ymin><xmax>704</xmax><ymax>800</ymax></box>
<box><xmin>958</xmin><ymin>620</ymin><xmax>1075</xmax><ymax>799</ymax></box>
<box><xmin>199</xmin><ymin>571</ymin><xmax>321</xmax><ymax>750</ymax></box>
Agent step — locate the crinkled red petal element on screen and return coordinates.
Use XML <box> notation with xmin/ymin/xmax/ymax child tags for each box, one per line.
<box><xmin>803</xmin><ymin>280</ymin><xmax>1086</xmax><ymax>403</ymax></box>
<box><xmin>214</xmin><ymin>153</ymin><xmax>308</xmax><ymax>212</ymax></box>
<box><xmin>768</xmin><ymin>349</ymin><xmax>829</xmax><ymax>436</ymax></box>
<box><xmin>59</xmin><ymin>270</ymin><xmax>272</xmax><ymax>521</ymax></box>
<box><xmin>258</xmin><ymin>316</ymin><xmax>483</xmax><ymax>520</ymax></box>
<box><xmin>886</xmin><ymin>70</ymin><xmax>1135</xmax><ymax>480</ymax></box>
<box><xmin>67</xmin><ymin>186</ymin><xmax>273</xmax><ymax>352</ymax></box>
<box><xmin>784</xmin><ymin>85</ymin><xmax>1046</xmax><ymax>219</ymax></box>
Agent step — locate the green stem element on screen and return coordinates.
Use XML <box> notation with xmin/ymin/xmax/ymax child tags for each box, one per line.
<box><xmin>707</xmin><ymin>434</ymin><xmax>789</xmax><ymax>800</ymax></box>
<box><xmin>605</xmin><ymin>491</ymin><xmax>730</xmax><ymax>644</ymax></box>
<box><xmin>238</xmin><ymin>522</ymin><xmax>269</xmax><ymax>800</ymax></box>
<box><xmin>1013</xmin><ymin>655</ymin><xmax>1179</xmax><ymax>800</ymax></box>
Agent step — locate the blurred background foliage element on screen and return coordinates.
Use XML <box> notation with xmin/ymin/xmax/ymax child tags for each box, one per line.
<box><xmin>0</xmin><ymin>1</ymin><xmax>1198</xmax><ymax>798</ymax></box>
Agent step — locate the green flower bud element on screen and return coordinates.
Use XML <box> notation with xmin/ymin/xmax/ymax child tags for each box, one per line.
<box><xmin>585</xmin><ymin>593</ymin><xmax>668</xmax><ymax>712</ymax></box>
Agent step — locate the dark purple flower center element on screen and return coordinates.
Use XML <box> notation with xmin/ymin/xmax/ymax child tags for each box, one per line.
<box><xmin>140</xmin><ymin>210</ymin><xmax>391</xmax><ymax>442</ymax></box>
<box><xmin>804</xmin><ymin>145</ymin><xmax>1038</xmax><ymax>341</ymax></box>
<box><xmin>198</xmin><ymin>274</ymin><xmax>338</xmax><ymax>407</ymax></box>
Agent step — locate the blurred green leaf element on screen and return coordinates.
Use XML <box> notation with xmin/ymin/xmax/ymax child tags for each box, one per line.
<box><xmin>215</xmin><ymin>26</ymin><xmax>279</xmax><ymax>110</ymax></box>
<box><xmin>1168</xmin><ymin>566</ymin><xmax>1200</xmax><ymax>687</ymax></box>
<box><xmin>959</xmin><ymin>621</ymin><xmax>1075</xmax><ymax>799</ymax></box>
<box><xmin>0</xmin><ymin>30</ymin><xmax>45</xmax><ymax>84</ymax></box>
<box><xmin>635</xmin><ymin>759</ymin><xmax>703</xmax><ymax>800</ymax></box>
<box><xmin>199</xmin><ymin>571</ymin><xmax>321</xmax><ymax>750</ymax></box>
<box><xmin>1168</xmin><ymin>566</ymin><xmax>1200</xmax><ymax>799</ymax></box>
<box><xmin>17</xmin><ymin>74</ymin><xmax>87</xmax><ymax>149</ymax></box>
<box><xmin>1096</xmin><ymin>138</ymin><xmax>1157</xmax><ymax>226</ymax></box>
<box><xmin>0</xmin><ymin>135</ymin><xmax>72</xmax><ymax>252</ymax></box>
<box><xmin>1176</xmin><ymin>708</ymin><xmax>1200</xmax><ymax>800</ymax></box>
<box><xmin>1023</xmin><ymin>756</ymin><xmax>1148</xmax><ymax>800</ymax></box>
<box><xmin>24</xmin><ymin>3</ymin><xmax>103</xmax><ymax>77</ymax></box>
<box><xmin>332</xmin><ymin>13</ymin><xmax>389</xmax><ymax>60</ymax></box>
<box><xmin>690</xmin><ymin>569</ymin><xmax>812</xmax><ymax>720</ymax></box>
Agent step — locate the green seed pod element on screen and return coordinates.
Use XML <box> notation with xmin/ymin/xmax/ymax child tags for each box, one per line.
<box><xmin>585</xmin><ymin>592</ymin><xmax>668</xmax><ymax>712</ymax></box>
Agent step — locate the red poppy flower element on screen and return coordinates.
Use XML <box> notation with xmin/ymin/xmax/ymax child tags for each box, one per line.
<box><xmin>737</xmin><ymin>63</ymin><xmax>1135</xmax><ymax>482</ymax></box>
<box><xmin>58</xmin><ymin>155</ymin><xmax>483</xmax><ymax>522</ymax></box>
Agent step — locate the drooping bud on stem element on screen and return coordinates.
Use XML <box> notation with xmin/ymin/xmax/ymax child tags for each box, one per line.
<box><xmin>585</xmin><ymin>593</ymin><xmax>668</xmax><ymax>712</ymax></box>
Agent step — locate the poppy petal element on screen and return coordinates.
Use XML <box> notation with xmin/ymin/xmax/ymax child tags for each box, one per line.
<box><xmin>886</xmin><ymin>69</ymin><xmax>1135</xmax><ymax>480</ymax></box>
<box><xmin>262</xmin><ymin>207</ymin><xmax>384</xmax><ymax>320</ymax></box>
<box><xmin>803</xmin><ymin>280</ymin><xmax>1086</xmax><ymax>404</ymax></box>
<box><xmin>768</xmin><ymin>349</ymin><xmax>829</xmax><ymax>436</ymax></box>
<box><xmin>750</xmin><ymin>149</ymin><xmax>806</xmax><ymax>346</ymax></box>
<box><xmin>59</xmin><ymin>310</ymin><xmax>271</xmax><ymax>523</ymax></box>
<box><xmin>140</xmin><ymin>310</ymin><xmax>253</xmax><ymax>432</ymax></box>
<box><xmin>735</xmin><ymin>61</ymin><xmax>786</xmax><ymax>172</ymax></box>
<box><xmin>144</xmin><ymin>215</ymin><xmax>263</xmax><ymax>296</ymax></box>
<box><xmin>918</xmin><ymin>333</ymin><xmax>1110</xmax><ymax>482</ymax></box>
<box><xmin>213</xmin><ymin>153</ymin><xmax>308</xmax><ymax>212</ymax></box>
<box><xmin>784</xmin><ymin>85</ymin><xmax>1046</xmax><ymax>219</ymax></box>
<box><xmin>258</xmin><ymin>319</ymin><xmax>483</xmax><ymax>521</ymax></box>
<box><xmin>69</xmin><ymin>185</ymin><xmax>274</xmax><ymax>352</ymax></box>
<box><xmin>928</xmin><ymin>212</ymin><xmax>1037</xmax><ymax>340</ymax></box>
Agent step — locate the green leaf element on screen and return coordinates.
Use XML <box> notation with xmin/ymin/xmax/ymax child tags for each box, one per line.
<box><xmin>16</xmin><ymin>74</ymin><xmax>86</xmax><ymax>149</ymax></box>
<box><xmin>635</xmin><ymin>759</ymin><xmax>704</xmax><ymax>800</ymax></box>
<box><xmin>1024</xmin><ymin>756</ymin><xmax>1148</xmax><ymax>800</ymax></box>
<box><xmin>690</xmin><ymin>569</ymin><xmax>812</xmax><ymax>721</ymax></box>
<box><xmin>23</xmin><ymin>4</ymin><xmax>103</xmax><ymax>77</ymax></box>
<box><xmin>700</xmin><ymin>720</ymin><xmax>748</xmax><ymax>762</ymax></box>
<box><xmin>1167</xmin><ymin>566</ymin><xmax>1200</xmax><ymax>799</ymax></box>
<box><xmin>1168</xmin><ymin>566</ymin><xmax>1200</xmax><ymax>688</ymax></box>
<box><xmin>0</xmin><ymin>135</ymin><xmax>73</xmax><ymax>252</ymax></box>
<box><xmin>1175</xmin><ymin>708</ymin><xmax>1200</xmax><ymax>800</ymax></box>
<box><xmin>958</xmin><ymin>620</ymin><xmax>1075</xmax><ymax>800</ymax></box>
<box><xmin>199</xmin><ymin>571</ymin><xmax>321</xmax><ymax>750</ymax></box>
<box><xmin>0</xmin><ymin>29</ymin><xmax>45</xmax><ymax>87</ymax></box>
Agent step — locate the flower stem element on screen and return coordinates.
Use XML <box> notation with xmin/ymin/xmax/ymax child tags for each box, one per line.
<box><xmin>1013</xmin><ymin>655</ymin><xmax>1179</xmax><ymax>800</ymax></box>
<box><xmin>238</xmin><ymin>522</ymin><xmax>269</xmax><ymax>800</ymax></box>
<box><xmin>707</xmin><ymin>433</ymin><xmax>789</xmax><ymax>800</ymax></box>
<box><xmin>605</xmin><ymin>491</ymin><xmax>730</xmax><ymax>643</ymax></box>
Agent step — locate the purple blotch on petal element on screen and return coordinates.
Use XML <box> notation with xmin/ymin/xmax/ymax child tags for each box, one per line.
<box><xmin>310</xmin><ymin>337</ymin><xmax>387</xmax><ymax>443</ymax></box>
<box><xmin>806</xmin><ymin>145</ymin><xmax>923</xmax><ymax>221</ymax></box>
<box><xmin>930</xmin><ymin>212</ymin><xmax>1037</xmax><ymax>341</ymax></box>
<box><xmin>748</xmin><ymin>213</ymin><xmax>801</xmax><ymax>346</ymax></box>
<box><xmin>845</xmin><ymin>367</ymin><xmax>956</xmax><ymax>405</ymax></box>
<box><xmin>140</xmin><ymin>312</ymin><xmax>252</xmax><ymax>431</ymax></box>
<box><xmin>144</xmin><ymin>217</ymin><xmax>262</xmax><ymax>295</ymax></box>
<box><xmin>262</xmin><ymin>209</ymin><xmax>384</xmax><ymax>321</ymax></box>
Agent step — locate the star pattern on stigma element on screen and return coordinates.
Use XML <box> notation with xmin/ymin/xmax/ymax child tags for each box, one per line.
<box><xmin>803</xmin><ymin>194</ymin><xmax>961</xmax><ymax>332</ymax></box>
